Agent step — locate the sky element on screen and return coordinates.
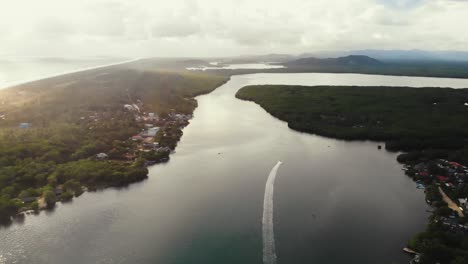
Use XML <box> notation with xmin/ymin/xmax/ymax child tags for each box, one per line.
<box><xmin>0</xmin><ymin>0</ymin><xmax>467</xmax><ymax>58</ymax></box>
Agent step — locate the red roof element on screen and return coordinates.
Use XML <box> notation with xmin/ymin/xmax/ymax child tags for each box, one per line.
<box><xmin>436</xmin><ymin>176</ymin><xmax>449</xmax><ymax>182</ymax></box>
<box><xmin>419</xmin><ymin>171</ymin><xmax>429</xmax><ymax>177</ymax></box>
<box><xmin>449</xmin><ymin>162</ymin><xmax>463</xmax><ymax>167</ymax></box>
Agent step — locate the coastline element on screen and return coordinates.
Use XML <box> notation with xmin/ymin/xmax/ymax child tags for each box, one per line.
<box><xmin>0</xmin><ymin>58</ymin><xmax>142</xmax><ymax>90</ymax></box>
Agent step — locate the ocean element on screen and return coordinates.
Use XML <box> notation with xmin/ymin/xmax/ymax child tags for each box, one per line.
<box><xmin>0</xmin><ymin>57</ymin><xmax>134</xmax><ymax>89</ymax></box>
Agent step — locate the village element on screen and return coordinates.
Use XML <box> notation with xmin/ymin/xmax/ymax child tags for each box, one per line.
<box><xmin>14</xmin><ymin>100</ymin><xmax>193</xmax><ymax>212</ymax></box>
<box><xmin>404</xmin><ymin>159</ymin><xmax>468</xmax><ymax>232</ymax></box>
<box><xmin>401</xmin><ymin>159</ymin><xmax>468</xmax><ymax>263</ymax></box>
<box><xmin>76</xmin><ymin>99</ymin><xmax>193</xmax><ymax>165</ymax></box>
<box><xmin>119</xmin><ymin>101</ymin><xmax>192</xmax><ymax>165</ymax></box>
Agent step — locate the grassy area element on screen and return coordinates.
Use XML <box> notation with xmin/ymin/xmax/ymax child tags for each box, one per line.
<box><xmin>0</xmin><ymin>66</ymin><xmax>228</xmax><ymax>224</ymax></box>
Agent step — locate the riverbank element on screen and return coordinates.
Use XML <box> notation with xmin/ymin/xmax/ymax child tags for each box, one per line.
<box><xmin>0</xmin><ymin>65</ymin><xmax>228</xmax><ymax>225</ymax></box>
<box><xmin>402</xmin><ymin>158</ymin><xmax>468</xmax><ymax>263</ymax></box>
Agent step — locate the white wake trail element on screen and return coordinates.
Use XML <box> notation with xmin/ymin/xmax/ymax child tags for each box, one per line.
<box><xmin>262</xmin><ymin>161</ymin><xmax>282</xmax><ymax>264</ymax></box>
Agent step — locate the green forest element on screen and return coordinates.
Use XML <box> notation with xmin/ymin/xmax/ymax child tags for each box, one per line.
<box><xmin>236</xmin><ymin>85</ymin><xmax>468</xmax><ymax>150</ymax></box>
<box><xmin>0</xmin><ymin>66</ymin><xmax>228</xmax><ymax>224</ymax></box>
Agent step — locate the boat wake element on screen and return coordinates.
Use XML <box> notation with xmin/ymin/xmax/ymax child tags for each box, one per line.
<box><xmin>262</xmin><ymin>161</ymin><xmax>282</xmax><ymax>264</ymax></box>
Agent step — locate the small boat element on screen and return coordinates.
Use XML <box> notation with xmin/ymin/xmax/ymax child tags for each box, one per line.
<box><xmin>403</xmin><ymin>247</ymin><xmax>419</xmax><ymax>255</ymax></box>
<box><xmin>416</xmin><ymin>184</ymin><xmax>425</xmax><ymax>189</ymax></box>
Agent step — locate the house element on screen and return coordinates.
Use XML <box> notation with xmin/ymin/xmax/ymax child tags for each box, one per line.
<box><xmin>436</xmin><ymin>176</ymin><xmax>449</xmax><ymax>182</ymax></box>
<box><xmin>124</xmin><ymin>104</ymin><xmax>137</xmax><ymax>112</ymax></box>
<box><xmin>146</xmin><ymin>127</ymin><xmax>160</xmax><ymax>137</ymax></box>
<box><xmin>96</xmin><ymin>153</ymin><xmax>109</xmax><ymax>160</ymax></box>
<box><xmin>132</xmin><ymin>135</ymin><xmax>143</xmax><ymax>141</ymax></box>
<box><xmin>19</xmin><ymin>123</ymin><xmax>31</xmax><ymax>129</ymax></box>
<box><xmin>21</xmin><ymin>196</ymin><xmax>37</xmax><ymax>203</ymax></box>
<box><xmin>459</xmin><ymin>198</ymin><xmax>467</xmax><ymax>207</ymax></box>
<box><xmin>147</xmin><ymin>113</ymin><xmax>159</xmax><ymax>121</ymax></box>
<box><xmin>419</xmin><ymin>171</ymin><xmax>429</xmax><ymax>177</ymax></box>
<box><xmin>449</xmin><ymin>162</ymin><xmax>463</xmax><ymax>168</ymax></box>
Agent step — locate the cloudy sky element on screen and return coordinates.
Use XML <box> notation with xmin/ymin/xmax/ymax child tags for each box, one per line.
<box><xmin>0</xmin><ymin>0</ymin><xmax>467</xmax><ymax>58</ymax></box>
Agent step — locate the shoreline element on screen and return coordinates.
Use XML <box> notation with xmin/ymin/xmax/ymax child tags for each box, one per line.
<box><xmin>0</xmin><ymin>58</ymin><xmax>142</xmax><ymax>90</ymax></box>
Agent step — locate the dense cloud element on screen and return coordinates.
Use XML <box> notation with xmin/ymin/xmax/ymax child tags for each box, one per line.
<box><xmin>0</xmin><ymin>0</ymin><xmax>467</xmax><ymax>57</ymax></box>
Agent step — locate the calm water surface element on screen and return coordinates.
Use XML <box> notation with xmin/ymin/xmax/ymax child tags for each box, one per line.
<box><xmin>2</xmin><ymin>73</ymin><xmax>468</xmax><ymax>264</ymax></box>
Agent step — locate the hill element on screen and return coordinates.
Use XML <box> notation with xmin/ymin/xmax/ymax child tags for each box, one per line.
<box><xmin>285</xmin><ymin>55</ymin><xmax>383</xmax><ymax>67</ymax></box>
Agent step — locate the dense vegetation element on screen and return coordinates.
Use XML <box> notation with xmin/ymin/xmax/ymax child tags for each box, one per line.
<box><xmin>236</xmin><ymin>85</ymin><xmax>468</xmax><ymax>150</ymax></box>
<box><xmin>201</xmin><ymin>56</ymin><xmax>468</xmax><ymax>80</ymax></box>
<box><xmin>281</xmin><ymin>55</ymin><xmax>468</xmax><ymax>79</ymax></box>
<box><xmin>236</xmin><ymin>85</ymin><xmax>468</xmax><ymax>263</ymax></box>
<box><xmin>0</xmin><ymin>66</ymin><xmax>228</xmax><ymax>224</ymax></box>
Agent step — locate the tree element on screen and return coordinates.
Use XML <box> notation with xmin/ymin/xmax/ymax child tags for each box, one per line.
<box><xmin>43</xmin><ymin>190</ymin><xmax>56</xmax><ymax>209</ymax></box>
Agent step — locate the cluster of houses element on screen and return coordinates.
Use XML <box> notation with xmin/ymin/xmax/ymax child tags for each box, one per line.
<box><xmin>408</xmin><ymin>159</ymin><xmax>468</xmax><ymax>190</ymax></box>
<box><xmin>91</xmin><ymin>102</ymin><xmax>193</xmax><ymax>164</ymax></box>
<box><xmin>436</xmin><ymin>216</ymin><xmax>468</xmax><ymax>232</ymax></box>
<box><xmin>131</xmin><ymin>125</ymin><xmax>163</xmax><ymax>152</ymax></box>
<box><xmin>406</xmin><ymin>159</ymin><xmax>468</xmax><ymax>232</ymax></box>
<box><xmin>124</xmin><ymin>104</ymin><xmax>192</xmax><ymax>160</ymax></box>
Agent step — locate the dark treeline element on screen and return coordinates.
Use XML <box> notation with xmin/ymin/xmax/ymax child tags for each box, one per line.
<box><xmin>236</xmin><ymin>85</ymin><xmax>468</xmax><ymax>152</ymax></box>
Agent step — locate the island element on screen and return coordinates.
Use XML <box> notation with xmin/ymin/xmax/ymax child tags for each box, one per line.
<box><xmin>0</xmin><ymin>63</ymin><xmax>228</xmax><ymax>225</ymax></box>
<box><xmin>236</xmin><ymin>84</ymin><xmax>468</xmax><ymax>263</ymax></box>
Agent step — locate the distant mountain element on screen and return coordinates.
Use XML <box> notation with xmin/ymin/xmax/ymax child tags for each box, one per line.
<box><xmin>321</xmin><ymin>50</ymin><xmax>468</xmax><ymax>62</ymax></box>
<box><xmin>285</xmin><ymin>55</ymin><xmax>383</xmax><ymax>67</ymax></box>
